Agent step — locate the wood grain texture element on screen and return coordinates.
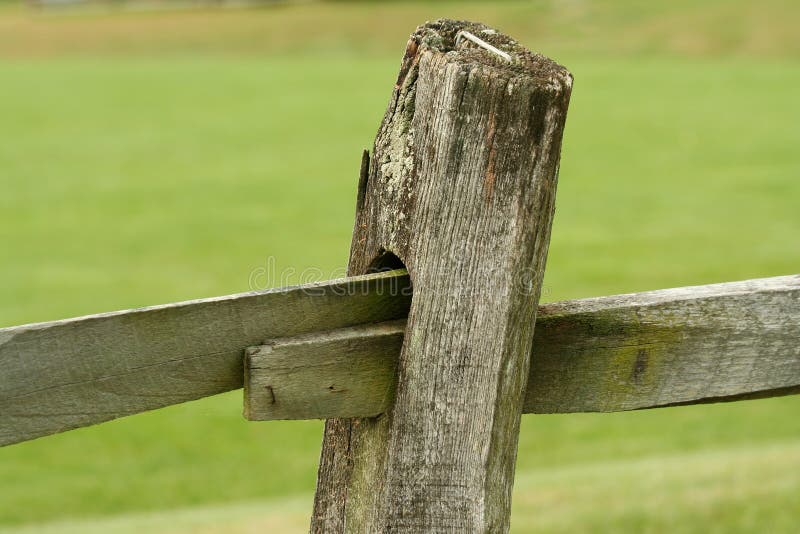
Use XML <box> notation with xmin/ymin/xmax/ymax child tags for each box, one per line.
<box><xmin>0</xmin><ymin>270</ymin><xmax>411</xmax><ymax>447</ymax></box>
<box><xmin>529</xmin><ymin>273</ymin><xmax>800</xmax><ymax>412</ymax></box>
<box><xmin>244</xmin><ymin>320</ymin><xmax>405</xmax><ymax>420</ymax></box>
<box><xmin>245</xmin><ymin>274</ymin><xmax>800</xmax><ymax>419</ymax></box>
<box><xmin>312</xmin><ymin>19</ymin><xmax>572</xmax><ymax>533</ymax></box>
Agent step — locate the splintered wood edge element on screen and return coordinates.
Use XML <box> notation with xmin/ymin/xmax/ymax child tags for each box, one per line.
<box><xmin>245</xmin><ymin>274</ymin><xmax>800</xmax><ymax>419</ymax></box>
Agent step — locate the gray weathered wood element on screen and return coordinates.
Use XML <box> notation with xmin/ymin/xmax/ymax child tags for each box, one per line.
<box><xmin>0</xmin><ymin>270</ymin><xmax>411</xmax><ymax>447</ymax></box>
<box><xmin>244</xmin><ymin>319</ymin><xmax>405</xmax><ymax>420</ymax></box>
<box><xmin>245</xmin><ymin>274</ymin><xmax>800</xmax><ymax>419</ymax></box>
<box><xmin>5</xmin><ymin>270</ymin><xmax>793</xmax><ymax>450</ymax></box>
<box><xmin>528</xmin><ymin>273</ymin><xmax>800</xmax><ymax>412</ymax></box>
<box><xmin>312</xmin><ymin>20</ymin><xmax>572</xmax><ymax>533</ymax></box>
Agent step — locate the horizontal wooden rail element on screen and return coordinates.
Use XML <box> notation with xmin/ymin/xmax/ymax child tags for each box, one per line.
<box><xmin>0</xmin><ymin>270</ymin><xmax>413</xmax><ymax>447</ymax></box>
<box><xmin>2</xmin><ymin>273</ymin><xmax>798</xmax><ymax>447</ymax></box>
<box><xmin>245</xmin><ymin>274</ymin><xmax>800</xmax><ymax>418</ymax></box>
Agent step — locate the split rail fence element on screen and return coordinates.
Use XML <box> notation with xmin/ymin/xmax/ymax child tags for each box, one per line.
<box><xmin>1</xmin><ymin>19</ymin><xmax>798</xmax><ymax>533</ymax></box>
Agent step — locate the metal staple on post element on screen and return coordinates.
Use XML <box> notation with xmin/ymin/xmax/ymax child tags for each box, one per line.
<box><xmin>455</xmin><ymin>29</ymin><xmax>513</xmax><ymax>62</ymax></box>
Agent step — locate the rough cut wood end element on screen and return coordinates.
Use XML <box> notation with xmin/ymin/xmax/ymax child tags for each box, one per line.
<box><xmin>398</xmin><ymin>19</ymin><xmax>572</xmax><ymax>96</ymax></box>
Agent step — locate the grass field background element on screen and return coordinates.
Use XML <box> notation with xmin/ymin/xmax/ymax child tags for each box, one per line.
<box><xmin>1</xmin><ymin>1</ymin><xmax>798</xmax><ymax>532</ymax></box>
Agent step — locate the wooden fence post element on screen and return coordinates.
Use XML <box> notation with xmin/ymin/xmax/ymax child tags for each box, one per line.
<box><xmin>311</xmin><ymin>20</ymin><xmax>572</xmax><ymax>532</ymax></box>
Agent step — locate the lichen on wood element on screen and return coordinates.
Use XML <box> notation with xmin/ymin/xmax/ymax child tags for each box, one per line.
<box><xmin>312</xmin><ymin>19</ymin><xmax>572</xmax><ymax>533</ymax></box>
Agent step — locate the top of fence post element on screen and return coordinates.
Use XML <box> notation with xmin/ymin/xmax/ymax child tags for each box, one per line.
<box><xmin>311</xmin><ymin>19</ymin><xmax>572</xmax><ymax>532</ymax></box>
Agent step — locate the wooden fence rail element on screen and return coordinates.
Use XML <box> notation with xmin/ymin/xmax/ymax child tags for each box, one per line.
<box><xmin>3</xmin><ymin>273</ymin><xmax>798</xmax><ymax>447</ymax></box>
<box><xmin>0</xmin><ymin>270</ymin><xmax>412</xmax><ymax>447</ymax></box>
<box><xmin>244</xmin><ymin>274</ymin><xmax>800</xmax><ymax>420</ymax></box>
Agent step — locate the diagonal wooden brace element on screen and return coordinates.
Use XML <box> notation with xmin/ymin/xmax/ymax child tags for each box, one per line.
<box><xmin>312</xmin><ymin>20</ymin><xmax>572</xmax><ymax>532</ymax></box>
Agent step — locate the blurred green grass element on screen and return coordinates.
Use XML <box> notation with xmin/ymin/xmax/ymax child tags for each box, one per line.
<box><xmin>0</xmin><ymin>1</ymin><xmax>799</xmax><ymax>532</ymax></box>
<box><xmin>5</xmin><ymin>440</ymin><xmax>800</xmax><ymax>533</ymax></box>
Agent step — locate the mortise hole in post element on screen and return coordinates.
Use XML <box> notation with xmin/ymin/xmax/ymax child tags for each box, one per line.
<box><xmin>366</xmin><ymin>249</ymin><xmax>413</xmax><ymax>307</ymax></box>
<box><xmin>367</xmin><ymin>250</ymin><xmax>406</xmax><ymax>274</ymax></box>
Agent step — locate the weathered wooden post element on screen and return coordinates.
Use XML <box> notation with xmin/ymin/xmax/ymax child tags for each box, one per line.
<box><xmin>311</xmin><ymin>20</ymin><xmax>572</xmax><ymax>532</ymax></box>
